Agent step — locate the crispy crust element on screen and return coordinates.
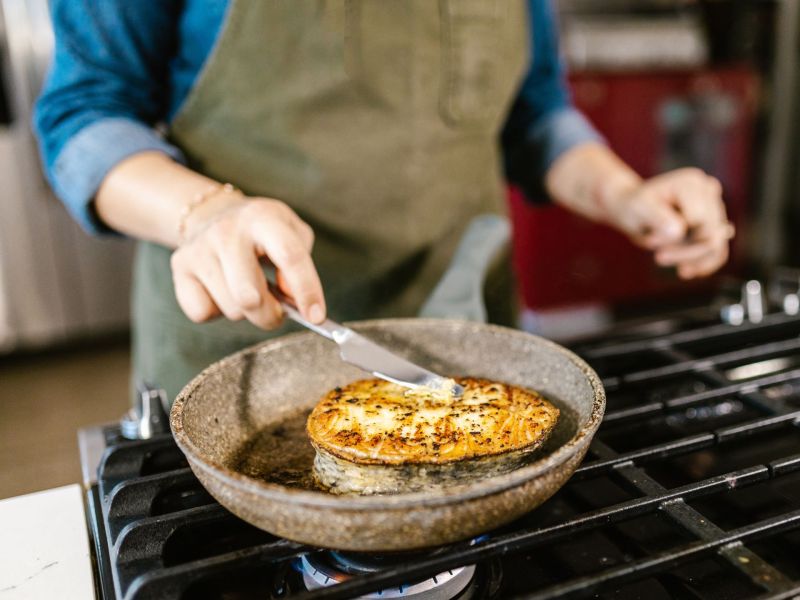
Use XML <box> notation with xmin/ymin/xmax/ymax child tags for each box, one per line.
<box><xmin>306</xmin><ymin>377</ymin><xmax>560</xmax><ymax>466</ymax></box>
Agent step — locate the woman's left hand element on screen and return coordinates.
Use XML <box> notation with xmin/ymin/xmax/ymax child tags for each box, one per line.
<box><xmin>600</xmin><ymin>167</ymin><xmax>735</xmax><ymax>279</ymax></box>
<box><xmin>547</xmin><ymin>145</ymin><xmax>735</xmax><ymax>280</ymax></box>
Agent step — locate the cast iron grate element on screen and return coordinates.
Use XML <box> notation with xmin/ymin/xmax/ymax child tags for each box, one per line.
<box><xmin>86</xmin><ymin>312</ymin><xmax>800</xmax><ymax>599</ymax></box>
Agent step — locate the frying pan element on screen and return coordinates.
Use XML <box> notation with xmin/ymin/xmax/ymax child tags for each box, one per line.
<box><xmin>170</xmin><ymin>319</ymin><xmax>605</xmax><ymax>551</ymax></box>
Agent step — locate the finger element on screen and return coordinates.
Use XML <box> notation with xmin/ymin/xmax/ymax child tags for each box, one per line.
<box><xmin>655</xmin><ymin>218</ymin><xmax>735</xmax><ymax>264</ymax></box>
<box><xmin>704</xmin><ymin>176</ymin><xmax>727</xmax><ymax>221</ymax></box>
<box><xmin>620</xmin><ymin>197</ymin><xmax>687</xmax><ymax>249</ymax></box>
<box><xmin>691</xmin><ymin>244</ymin><xmax>728</xmax><ymax>277</ymax></box>
<box><xmin>251</xmin><ymin>219</ymin><xmax>326</xmax><ymax>323</ymax></box>
<box><xmin>675</xmin><ymin>245</ymin><xmax>728</xmax><ymax>279</ymax></box>
<box><xmin>215</xmin><ymin>236</ymin><xmax>285</xmax><ymax>330</ymax></box>
<box><xmin>192</xmin><ymin>257</ymin><xmax>244</xmax><ymax>321</ymax></box>
<box><xmin>291</xmin><ymin>218</ymin><xmax>315</xmax><ymax>252</ymax></box>
<box><xmin>173</xmin><ymin>272</ymin><xmax>220</xmax><ymax>323</ymax></box>
<box><xmin>267</xmin><ymin>201</ymin><xmax>315</xmax><ymax>252</ymax></box>
<box><xmin>678</xmin><ymin>242</ymin><xmax>729</xmax><ymax>279</ymax></box>
<box><xmin>655</xmin><ymin>240</ymin><xmax>718</xmax><ymax>267</ymax></box>
<box><xmin>668</xmin><ymin>173</ymin><xmax>721</xmax><ymax>229</ymax></box>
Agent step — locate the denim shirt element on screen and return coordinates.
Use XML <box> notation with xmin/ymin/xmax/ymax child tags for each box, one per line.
<box><xmin>34</xmin><ymin>0</ymin><xmax>601</xmax><ymax>234</ymax></box>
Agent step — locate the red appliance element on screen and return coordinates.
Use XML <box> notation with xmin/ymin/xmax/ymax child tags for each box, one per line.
<box><xmin>511</xmin><ymin>66</ymin><xmax>759</xmax><ymax>310</ymax></box>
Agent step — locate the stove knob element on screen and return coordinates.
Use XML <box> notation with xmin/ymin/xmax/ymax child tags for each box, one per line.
<box><xmin>784</xmin><ymin>292</ymin><xmax>800</xmax><ymax>315</ymax></box>
<box><xmin>720</xmin><ymin>302</ymin><xmax>745</xmax><ymax>326</ymax></box>
<box><xmin>742</xmin><ymin>280</ymin><xmax>765</xmax><ymax>324</ymax></box>
<box><xmin>120</xmin><ymin>383</ymin><xmax>170</xmax><ymax>439</ymax></box>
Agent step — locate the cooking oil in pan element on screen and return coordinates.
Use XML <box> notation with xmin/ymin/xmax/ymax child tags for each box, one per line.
<box><xmin>228</xmin><ymin>409</ymin><xmax>323</xmax><ymax>491</ymax></box>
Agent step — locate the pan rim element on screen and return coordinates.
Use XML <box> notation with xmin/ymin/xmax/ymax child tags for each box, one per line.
<box><xmin>171</xmin><ymin>318</ymin><xmax>605</xmax><ymax>509</ymax></box>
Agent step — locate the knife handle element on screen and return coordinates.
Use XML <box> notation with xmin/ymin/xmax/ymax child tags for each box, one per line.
<box><xmin>267</xmin><ymin>281</ymin><xmax>347</xmax><ymax>342</ymax></box>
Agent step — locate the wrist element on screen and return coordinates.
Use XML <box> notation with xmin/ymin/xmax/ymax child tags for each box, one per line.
<box><xmin>592</xmin><ymin>168</ymin><xmax>642</xmax><ymax>225</ymax></box>
<box><xmin>546</xmin><ymin>143</ymin><xmax>642</xmax><ymax>224</ymax></box>
<box><xmin>179</xmin><ymin>183</ymin><xmax>247</xmax><ymax>243</ymax></box>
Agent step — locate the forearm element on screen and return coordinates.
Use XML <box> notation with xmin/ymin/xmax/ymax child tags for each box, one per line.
<box><xmin>544</xmin><ymin>141</ymin><xmax>733</xmax><ymax>280</ymax></box>
<box><xmin>544</xmin><ymin>142</ymin><xmax>641</xmax><ymax>223</ymax></box>
<box><xmin>95</xmin><ymin>151</ymin><xmax>244</xmax><ymax>248</ymax></box>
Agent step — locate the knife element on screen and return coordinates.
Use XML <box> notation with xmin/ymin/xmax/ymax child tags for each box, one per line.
<box><xmin>268</xmin><ymin>282</ymin><xmax>464</xmax><ymax>398</ymax></box>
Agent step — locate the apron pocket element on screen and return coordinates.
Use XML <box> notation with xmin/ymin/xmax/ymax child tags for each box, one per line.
<box><xmin>439</xmin><ymin>0</ymin><xmax>509</xmax><ymax>127</ymax></box>
<box><xmin>344</xmin><ymin>0</ymin><xmax>413</xmax><ymax>109</ymax></box>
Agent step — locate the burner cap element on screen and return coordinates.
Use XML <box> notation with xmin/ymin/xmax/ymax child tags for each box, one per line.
<box><xmin>301</xmin><ymin>553</ymin><xmax>476</xmax><ymax>599</ymax></box>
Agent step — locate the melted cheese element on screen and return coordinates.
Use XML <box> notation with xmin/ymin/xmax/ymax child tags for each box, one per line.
<box><xmin>306</xmin><ymin>377</ymin><xmax>559</xmax><ymax>466</ymax></box>
<box><xmin>404</xmin><ymin>378</ymin><xmax>458</xmax><ymax>402</ymax></box>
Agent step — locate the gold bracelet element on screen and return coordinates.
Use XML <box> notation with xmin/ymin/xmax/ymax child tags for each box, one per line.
<box><xmin>177</xmin><ymin>182</ymin><xmax>240</xmax><ymax>242</ymax></box>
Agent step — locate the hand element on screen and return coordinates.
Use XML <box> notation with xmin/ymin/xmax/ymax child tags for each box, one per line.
<box><xmin>170</xmin><ymin>196</ymin><xmax>326</xmax><ymax>328</ymax></box>
<box><xmin>601</xmin><ymin>167</ymin><xmax>735</xmax><ymax>279</ymax></box>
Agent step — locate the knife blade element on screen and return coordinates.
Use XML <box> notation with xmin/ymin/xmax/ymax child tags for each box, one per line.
<box><xmin>268</xmin><ymin>282</ymin><xmax>463</xmax><ymax>398</ymax></box>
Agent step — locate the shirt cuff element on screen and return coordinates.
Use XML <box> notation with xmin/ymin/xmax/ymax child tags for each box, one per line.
<box><xmin>527</xmin><ymin>106</ymin><xmax>605</xmax><ymax>173</ymax></box>
<box><xmin>51</xmin><ymin>117</ymin><xmax>185</xmax><ymax>235</ymax></box>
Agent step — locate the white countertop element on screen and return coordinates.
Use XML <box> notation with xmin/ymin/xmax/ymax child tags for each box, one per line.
<box><xmin>0</xmin><ymin>485</ymin><xmax>94</xmax><ymax>600</ymax></box>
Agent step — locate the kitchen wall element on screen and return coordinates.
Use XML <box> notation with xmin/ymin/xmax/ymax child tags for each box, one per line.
<box><xmin>0</xmin><ymin>0</ymin><xmax>134</xmax><ymax>352</ymax></box>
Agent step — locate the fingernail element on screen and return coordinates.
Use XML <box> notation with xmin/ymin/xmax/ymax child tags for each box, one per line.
<box><xmin>308</xmin><ymin>303</ymin><xmax>325</xmax><ymax>323</ymax></box>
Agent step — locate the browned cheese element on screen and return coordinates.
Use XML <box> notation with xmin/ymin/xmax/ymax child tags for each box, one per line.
<box><xmin>307</xmin><ymin>377</ymin><xmax>560</xmax><ymax>494</ymax></box>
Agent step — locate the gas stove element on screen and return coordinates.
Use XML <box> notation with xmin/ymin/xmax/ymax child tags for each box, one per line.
<box><xmin>78</xmin><ymin>276</ymin><xmax>800</xmax><ymax>599</ymax></box>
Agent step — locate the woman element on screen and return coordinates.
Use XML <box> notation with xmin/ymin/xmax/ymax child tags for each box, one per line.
<box><xmin>35</xmin><ymin>0</ymin><xmax>733</xmax><ymax>401</ymax></box>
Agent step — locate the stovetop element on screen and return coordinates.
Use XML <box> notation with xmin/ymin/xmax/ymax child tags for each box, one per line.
<box><xmin>80</xmin><ymin>286</ymin><xmax>800</xmax><ymax>600</ymax></box>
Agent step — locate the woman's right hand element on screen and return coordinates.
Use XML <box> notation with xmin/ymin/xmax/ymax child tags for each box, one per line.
<box><xmin>170</xmin><ymin>196</ymin><xmax>326</xmax><ymax>329</ymax></box>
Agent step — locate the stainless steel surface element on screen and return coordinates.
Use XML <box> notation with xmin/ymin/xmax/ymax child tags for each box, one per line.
<box><xmin>724</xmin><ymin>356</ymin><xmax>799</xmax><ymax>382</ymax></box>
<box><xmin>301</xmin><ymin>556</ymin><xmax>476</xmax><ymax>599</ymax></box>
<box><xmin>120</xmin><ymin>383</ymin><xmax>170</xmax><ymax>440</ymax></box>
<box><xmin>77</xmin><ymin>424</ymin><xmax>107</xmax><ymax>488</ymax></box>
<box><xmin>561</xmin><ymin>14</ymin><xmax>707</xmax><ymax>71</ymax></box>
<box><xmin>756</xmin><ymin>0</ymin><xmax>799</xmax><ymax>268</ymax></box>
<box><xmin>272</xmin><ymin>284</ymin><xmax>464</xmax><ymax>397</ymax></box>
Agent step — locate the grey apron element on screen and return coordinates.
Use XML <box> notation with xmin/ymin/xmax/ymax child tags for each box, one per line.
<box><xmin>133</xmin><ymin>0</ymin><xmax>530</xmax><ymax>402</ymax></box>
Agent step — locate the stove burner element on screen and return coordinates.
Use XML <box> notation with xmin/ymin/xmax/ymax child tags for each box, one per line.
<box><xmin>301</xmin><ymin>552</ymin><xmax>477</xmax><ymax>599</ymax></box>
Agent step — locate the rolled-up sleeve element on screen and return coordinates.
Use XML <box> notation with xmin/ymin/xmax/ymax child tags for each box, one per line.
<box><xmin>33</xmin><ymin>0</ymin><xmax>184</xmax><ymax>234</ymax></box>
<box><xmin>502</xmin><ymin>0</ymin><xmax>604</xmax><ymax>200</ymax></box>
